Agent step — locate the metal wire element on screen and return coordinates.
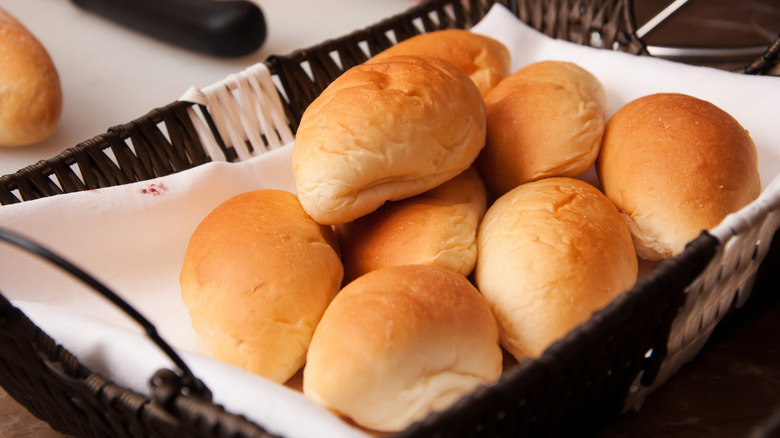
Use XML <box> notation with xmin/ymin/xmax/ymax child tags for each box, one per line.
<box><xmin>0</xmin><ymin>226</ymin><xmax>210</xmax><ymax>399</ymax></box>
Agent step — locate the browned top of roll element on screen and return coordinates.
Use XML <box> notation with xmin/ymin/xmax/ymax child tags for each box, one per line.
<box><xmin>597</xmin><ymin>93</ymin><xmax>761</xmax><ymax>260</ymax></box>
<box><xmin>179</xmin><ymin>189</ymin><xmax>343</xmax><ymax>383</ymax></box>
<box><xmin>476</xmin><ymin>61</ymin><xmax>606</xmax><ymax>197</ymax></box>
<box><xmin>336</xmin><ymin>166</ymin><xmax>488</xmax><ymax>283</ymax></box>
<box><xmin>303</xmin><ymin>264</ymin><xmax>501</xmax><ymax>432</ymax></box>
<box><xmin>293</xmin><ymin>55</ymin><xmax>486</xmax><ymax>225</ymax></box>
<box><xmin>368</xmin><ymin>29</ymin><xmax>511</xmax><ymax>97</ymax></box>
<box><xmin>475</xmin><ymin>177</ymin><xmax>637</xmax><ymax>360</ymax></box>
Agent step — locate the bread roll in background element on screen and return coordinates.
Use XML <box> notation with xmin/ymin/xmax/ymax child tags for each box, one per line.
<box><xmin>476</xmin><ymin>61</ymin><xmax>606</xmax><ymax>197</ymax></box>
<box><xmin>0</xmin><ymin>7</ymin><xmax>62</xmax><ymax>147</ymax></box>
<box><xmin>303</xmin><ymin>264</ymin><xmax>502</xmax><ymax>432</ymax></box>
<box><xmin>598</xmin><ymin>93</ymin><xmax>761</xmax><ymax>261</ymax></box>
<box><xmin>293</xmin><ymin>55</ymin><xmax>486</xmax><ymax>225</ymax></box>
<box><xmin>476</xmin><ymin>177</ymin><xmax>637</xmax><ymax>361</ymax></box>
<box><xmin>336</xmin><ymin>166</ymin><xmax>487</xmax><ymax>283</ymax></box>
<box><xmin>368</xmin><ymin>29</ymin><xmax>511</xmax><ymax>97</ymax></box>
<box><xmin>179</xmin><ymin>190</ymin><xmax>343</xmax><ymax>384</ymax></box>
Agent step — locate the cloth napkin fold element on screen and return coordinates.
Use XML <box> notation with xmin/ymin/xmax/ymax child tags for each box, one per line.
<box><xmin>1</xmin><ymin>4</ymin><xmax>778</xmax><ymax>438</ymax></box>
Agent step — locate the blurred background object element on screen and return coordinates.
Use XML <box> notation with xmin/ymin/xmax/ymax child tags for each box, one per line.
<box><xmin>634</xmin><ymin>0</ymin><xmax>780</xmax><ymax>71</ymax></box>
<box><xmin>70</xmin><ymin>0</ymin><xmax>267</xmax><ymax>57</ymax></box>
<box><xmin>0</xmin><ymin>7</ymin><xmax>62</xmax><ymax>148</ymax></box>
<box><xmin>0</xmin><ymin>0</ymin><xmax>417</xmax><ymax>176</ymax></box>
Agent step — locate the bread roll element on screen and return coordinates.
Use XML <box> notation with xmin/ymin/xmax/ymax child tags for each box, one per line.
<box><xmin>336</xmin><ymin>166</ymin><xmax>487</xmax><ymax>283</ymax></box>
<box><xmin>475</xmin><ymin>177</ymin><xmax>637</xmax><ymax>361</ymax></box>
<box><xmin>597</xmin><ymin>93</ymin><xmax>761</xmax><ymax>260</ymax></box>
<box><xmin>303</xmin><ymin>264</ymin><xmax>502</xmax><ymax>432</ymax></box>
<box><xmin>179</xmin><ymin>190</ymin><xmax>343</xmax><ymax>383</ymax></box>
<box><xmin>368</xmin><ymin>29</ymin><xmax>511</xmax><ymax>97</ymax></box>
<box><xmin>0</xmin><ymin>7</ymin><xmax>62</xmax><ymax>147</ymax></box>
<box><xmin>476</xmin><ymin>61</ymin><xmax>606</xmax><ymax>196</ymax></box>
<box><xmin>293</xmin><ymin>55</ymin><xmax>486</xmax><ymax>225</ymax></box>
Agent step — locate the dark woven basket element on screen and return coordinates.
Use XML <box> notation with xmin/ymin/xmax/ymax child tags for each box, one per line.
<box><xmin>1</xmin><ymin>0</ymin><xmax>778</xmax><ymax>437</ymax></box>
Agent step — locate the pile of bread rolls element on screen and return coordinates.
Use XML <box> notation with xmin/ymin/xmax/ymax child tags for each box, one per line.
<box><xmin>0</xmin><ymin>7</ymin><xmax>62</xmax><ymax>147</ymax></box>
<box><xmin>180</xmin><ymin>28</ymin><xmax>761</xmax><ymax>433</ymax></box>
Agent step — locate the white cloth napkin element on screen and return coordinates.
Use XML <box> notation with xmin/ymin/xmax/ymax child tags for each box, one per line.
<box><xmin>1</xmin><ymin>4</ymin><xmax>778</xmax><ymax>437</ymax></box>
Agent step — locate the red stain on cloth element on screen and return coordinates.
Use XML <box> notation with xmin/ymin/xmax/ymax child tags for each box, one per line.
<box><xmin>140</xmin><ymin>182</ymin><xmax>168</xmax><ymax>196</ymax></box>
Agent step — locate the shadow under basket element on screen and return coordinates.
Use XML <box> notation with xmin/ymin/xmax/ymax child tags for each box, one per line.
<box><xmin>1</xmin><ymin>0</ymin><xmax>780</xmax><ymax>437</ymax></box>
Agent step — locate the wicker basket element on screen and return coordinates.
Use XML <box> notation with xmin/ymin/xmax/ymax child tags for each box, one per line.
<box><xmin>1</xmin><ymin>0</ymin><xmax>779</xmax><ymax>437</ymax></box>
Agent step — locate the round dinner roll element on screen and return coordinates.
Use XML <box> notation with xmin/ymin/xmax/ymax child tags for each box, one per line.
<box><xmin>293</xmin><ymin>55</ymin><xmax>486</xmax><ymax>225</ymax></box>
<box><xmin>179</xmin><ymin>189</ymin><xmax>343</xmax><ymax>384</ymax></box>
<box><xmin>475</xmin><ymin>177</ymin><xmax>637</xmax><ymax>361</ymax></box>
<box><xmin>598</xmin><ymin>93</ymin><xmax>761</xmax><ymax>260</ymax></box>
<box><xmin>0</xmin><ymin>7</ymin><xmax>62</xmax><ymax>147</ymax></box>
<box><xmin>303</xmin><ymin>264</ymin><xmax>502</xmax><ymax>432</ymax></box>
<box><xmin>336</xmin><ymin>166</ymin><xmax>487</xmax><ymax>283</ymax></box>
<box><xmin>368</xmin><ymin>29</ymin><xmax>511</xmax><ymax>97</ymax></box>
<box><xmin>476</xmin><ymin>60</ymin><xmax>606</xmax><ymax>197</ymax></box>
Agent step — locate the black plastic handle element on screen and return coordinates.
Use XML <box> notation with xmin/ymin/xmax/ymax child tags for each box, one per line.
<box><xmin>71</xmin><ymin>0</ymin><xmax>266</xmax><ymax>57</ymax></box>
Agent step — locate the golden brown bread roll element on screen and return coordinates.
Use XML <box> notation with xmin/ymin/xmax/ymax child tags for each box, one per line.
<box><xmin>597</xmin><ymin>93</ymin><xmax>761</xmax><ymax>260</ymax></box>
<box><xmin>179</xmin><ymin>190</ymin><xmax>343</xmax><ymax>383</ymax></box>
<box><xmin>0</xmin><ymin>7</ymin><xmax>62</xmax><ymax>147</ymax></box>
<box><xmin>303</xmin><ymin>264</ymin><xmax>502</xmax><ymax>432</ymax></box>
<box><xmin>475</xmin><ymin>177</ymin><xmax>637</xmax><ymax>361</ymax></box>
<box><xmin>368</xmin><ymin>29</ymin><xmax>511</xmax><ymax>97</ymax></box>
<box><xmin>476</xmin><ymin>61</ymin><xmax>606</xmax><ymax>197</ymax></box>
<box><xmin>335</xmin><ymin>166</ymin><xmax>487</xmax><ymax>283</ymax></box>
<box><xmin>293</xmin><ymin>55</ymin><xmax>486</xmax><ymax>225</ymax></box>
